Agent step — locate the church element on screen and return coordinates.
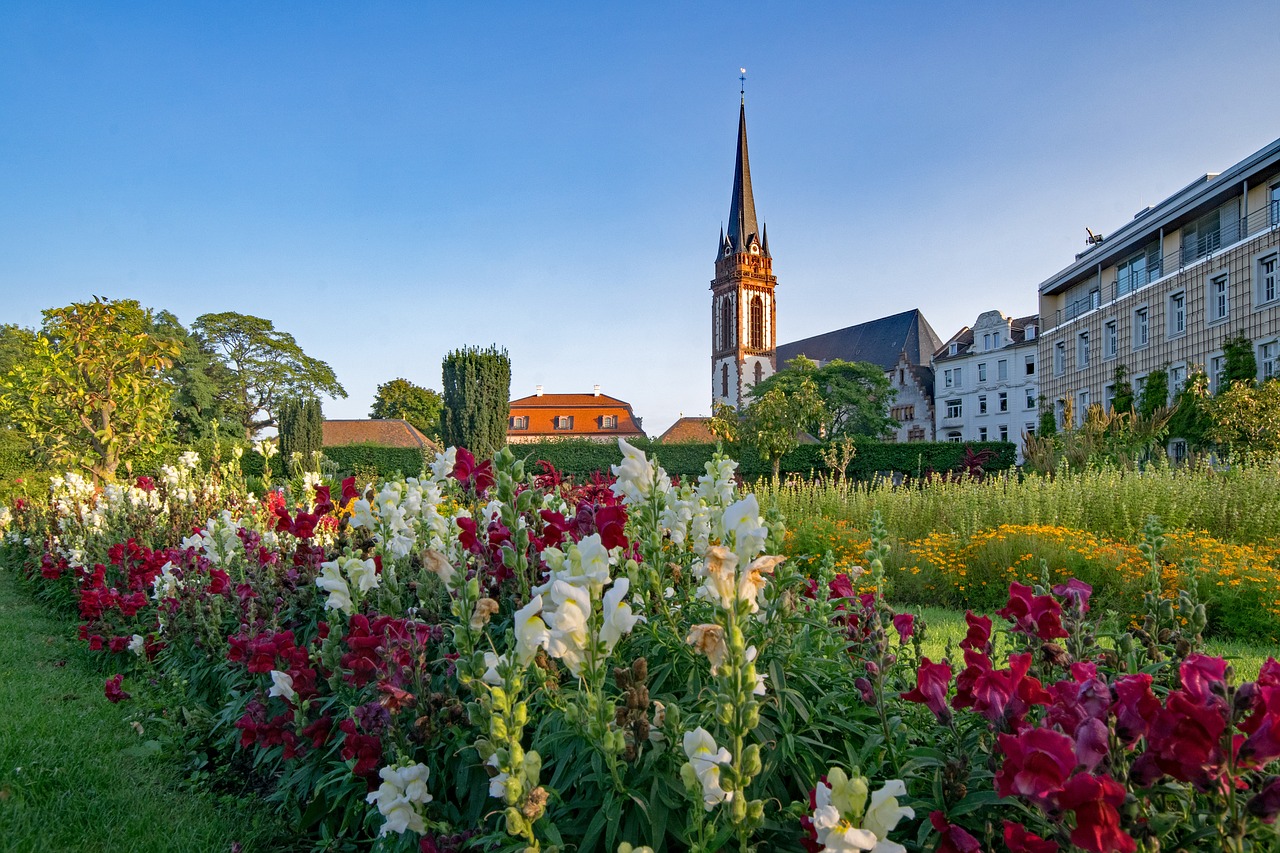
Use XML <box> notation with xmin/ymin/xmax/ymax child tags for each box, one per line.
<box><xmin>708</xmin><ymin>92</ymin><xmax>941</xmax><ymax>442</ymax></box>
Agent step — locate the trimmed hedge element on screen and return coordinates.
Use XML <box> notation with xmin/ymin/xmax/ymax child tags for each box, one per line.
<box><xmin>240</xmin><ymin>444</ymin><xmax>428</xmax><ymax>481</ymax></box>
<box><xmin>509</xmin><ymin>438</ymin><xmax>1017</xmax><ymax>481</ymax></box>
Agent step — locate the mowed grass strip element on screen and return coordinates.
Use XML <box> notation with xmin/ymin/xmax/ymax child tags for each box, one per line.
<box><xmin>0</xmin><ymin>569</ymin><xmax>294</xmax><ymax>853</ymax></box>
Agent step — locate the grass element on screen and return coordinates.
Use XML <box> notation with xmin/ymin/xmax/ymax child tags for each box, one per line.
<box><xmin>909</xmin><ymin>605</ymin><xmax>1272</xmax><ymax>683</ymax></box>
<box><xmin>0</xmin><ymin>567</ymin><xmax>295</xmax><ymax>853</ymax></box>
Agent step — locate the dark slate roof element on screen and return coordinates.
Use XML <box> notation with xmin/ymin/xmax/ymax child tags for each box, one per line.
<box><xmin>776</xmin><ymin>309</ymin><xmax>944</xmax><ymax>371</ymax></box>
<box><xmin>719</xmin><ymin>101</ymin><xmax>767</xmax><ymax>259</ymax></box>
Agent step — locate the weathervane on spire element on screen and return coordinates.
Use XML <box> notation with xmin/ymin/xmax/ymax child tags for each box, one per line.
<box><xmin>739</xmin><ymin>67</ymin><xmax>746</xmax><ymax>101</ymax></box>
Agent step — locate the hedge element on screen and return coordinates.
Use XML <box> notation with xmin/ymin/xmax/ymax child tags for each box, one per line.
<box><xmin>238</xmin><ymin>444</ymin><xmax>429</xmax><ymax>481</ymax></box>
<box><xmin>508</xmin><ymin>438</ymin><xmax>1017</xmax><ymax>481</ymax></box>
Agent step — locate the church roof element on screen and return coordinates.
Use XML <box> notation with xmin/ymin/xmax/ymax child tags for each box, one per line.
<box><xmin>776</xmin><ymin>309</ymin><xmax>945</xmax><ymax>372</ymax></box>
<box><xmin>720</xmin><ymin>100</ymin><xmax>767</xmax><ymax>259</ymax></box>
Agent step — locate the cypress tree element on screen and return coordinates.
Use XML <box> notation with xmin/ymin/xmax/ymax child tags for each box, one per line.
<box><xmin>279</xmin><ymin>396</ymin><xmax>323</xmax><ymax>460</ymax></box>
<box><xmin>441</xmin><ymin>345</ymin><xmax>511</xmax><ymax>459</ymax></box>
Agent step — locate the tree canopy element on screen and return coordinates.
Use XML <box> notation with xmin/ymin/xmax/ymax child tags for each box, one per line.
<box><xmin>743</xmin><ymin>380</ymin><xmax>824</xmax><ymax>480</ymax></box>
<box><xmin>193</xmin><ymin>312</ymin><xmax>345</xmax><ymax>439</ymax></box>
<box><xmin>370</xmin><ymin>378</ymin><xmax>442</xmax><ymax>439</ymax></box>
<box><xmin>441</xmin><ymin>345</ymin><xmax>510</xmax><ymax>459</ymax></box>
<box><xmin>749</xmin><ymin>356</ymin><xmax>897</xmax><ymax>439</ymax></box>
<box><xmin>0</xmin><ymin>298</ymin><xmax>179</xmax><ymax>481</ymax></box>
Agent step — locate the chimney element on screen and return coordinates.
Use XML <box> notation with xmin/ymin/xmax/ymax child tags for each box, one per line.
<box><xmin>593</xmin><ymin>384</ymin><xmax>601</xmax><ymax>397</ymax></box>
<box><xmin>535</xmin><ymin>385</ymin><xmax>543</xmax><ymax>397</ymax></box>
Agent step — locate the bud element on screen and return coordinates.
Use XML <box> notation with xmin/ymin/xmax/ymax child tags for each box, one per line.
<box><xmin>746</xmin><ymin>799</ymin><xmax>765</xmax><ymax>822</ymax></box>
<box><xmin>504</xmin><ymin>807</ymin><xmax>527</xmax><ymax>837</ymax></box>
<box><xmin>741</xmin><ymin>744</ymin><xmax>762</xmax><ymax>778</ymax></box>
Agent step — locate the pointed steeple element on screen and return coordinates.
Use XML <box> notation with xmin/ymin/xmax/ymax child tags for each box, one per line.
<box><xmin>724</xmin><ymin>100</ymin><xmax>762</xmax><ymax>258</ymax></box>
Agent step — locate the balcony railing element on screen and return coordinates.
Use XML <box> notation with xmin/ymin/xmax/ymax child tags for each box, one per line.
<box><xmin>1051</xmin><ymin>204</ymin><xmax>1280</xmax><ymax>329</ymax></box>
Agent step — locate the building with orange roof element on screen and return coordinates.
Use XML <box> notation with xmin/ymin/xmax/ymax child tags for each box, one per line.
<box><xmin>507</xmin><ymin>386</ymin><xmax>645</xmax><ymax>444</ymax></box>
<box><xmin>657</xmin><ymin>416</ymin><xmax>718</xmax><ymax>443</ymax></box>
<box><xmin>322</xmin><ymin>419</ymin><xmax>441</xmax><ymax>453</ymax></box>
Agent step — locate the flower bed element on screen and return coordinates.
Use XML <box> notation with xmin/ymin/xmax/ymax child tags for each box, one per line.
<box><xmin>3</xmin><ymin>443</ymin><xmax>1280</xmax><ymax>851</ymax></box>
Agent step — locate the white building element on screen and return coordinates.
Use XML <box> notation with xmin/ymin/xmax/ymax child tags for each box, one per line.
<box><xmin>933</xmin><ymin>310</ymin><xmax>1040</xmax><ymax>461</ymax></box>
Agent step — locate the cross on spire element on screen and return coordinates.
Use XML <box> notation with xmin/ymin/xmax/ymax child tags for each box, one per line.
<box><xmin>739</xmin><ymin>67</ymin><xmax>746</xmax><ymax>102</ymax></box>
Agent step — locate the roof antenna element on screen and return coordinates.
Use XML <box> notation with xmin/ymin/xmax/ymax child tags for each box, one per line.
<box><xmin>739</xmin><ymin>67</ymin><xmax>746</xmax><ymax>103</ymax></box>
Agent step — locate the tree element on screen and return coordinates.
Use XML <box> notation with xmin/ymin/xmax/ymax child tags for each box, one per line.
<box><xmin>750</xmin><ymin>356</ymin><xmax>897</xmax><ymax>439</ymax></box>
<box><xmin>151</xmin><ymin>311</ymin><xmax>239</xmax><ymax>443</ymax></box>
<box><xmin>743</xmin><ymin>379</ymin><xmax>824</xmax><ymax>480</ymax></box>
<box><xmin>1204</xmin><ymin>378</ymin><xmax>1280</xmax><ymax>458</ymax></box>
<box><xmin>0</xmin><ymin>298</ymin><xmax>179</xmax><ymax>481</ymax></box>
<box><xmin>1167</xmin><ymin>370</ymin><xmax>1213</xmax><ymax>449</ymax></box>
<box><xmin>279</xmin><ymin>397</ymin><xmax>323</xmax><ymax>460</ymax></box>
<box><xmin>1221</xmin><ymin>332</ymin><xmax>1257</xmax><ymax>391</ymax></box>
<box><xmin>370</xmin><ymin>378</ymin><xmax>442</xmax><ymax>439</ymax></box>
<box><xmin>1137</xmin><ymin>369</ymin><xmax>1169</xmax><ymax>420</ymax></box>
<box><xmin>1110</xmin><ymin>365</ymin><xmax>1135</xmax><ymax>414</ymax></box>
<box><xmin>0</xmin><ymin>324</ymin><xmax>38</xmax><ymax>432</ymax></box>
<box><xmin>193</xmin><ymin>312</ymin><xmax>346</xmax><ymax>439</ymax></box>
<box><xmin>441</xmin><ymin>345</ymin><xmax>510</xmax><ymax>459</ymax></box>
<box><xmin>1037</xmin><ymin>395</ymin><xmax>1058</xmax><ymax>437</ymax></box>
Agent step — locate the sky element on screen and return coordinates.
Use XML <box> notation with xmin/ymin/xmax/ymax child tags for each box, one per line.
<box><xmin>3</xmin><ymin>1</ymin><xmax>1280</xmax><ymax>437</ymax></box>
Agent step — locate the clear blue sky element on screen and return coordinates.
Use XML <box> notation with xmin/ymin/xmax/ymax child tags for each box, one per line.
<box><xmin>3</xmin><ymin>2</ymin><xmax>1279</xmax><ymax>436</ymax></box>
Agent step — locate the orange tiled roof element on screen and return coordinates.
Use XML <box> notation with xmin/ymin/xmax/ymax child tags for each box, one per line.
<box><xmin>508</xmin><ymin>392</ymin><xmax>645</xmax><ymax>439</ymax></box>
<box><xmin>657</xmin><ymin>417</ymin><xmax>718</xmax><ymax>443</ymax></box>
<box><xmin>322</xmin><ymin>420</ymin><xmax>440</xmax><ymax>452</ymax></box>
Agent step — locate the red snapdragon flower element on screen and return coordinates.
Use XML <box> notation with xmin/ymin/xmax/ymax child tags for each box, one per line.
<box><xmin>312</xmin><ymin>484</ymin><xmax>334</xmax><ymax>516</ymax></box>
<box><xmin>901</xmin><ymin>657</ymin><xmax>953</xmax><ymax>724</ymax></box>
<box><xmin>955</xmin><ymin>652</ymin><xmax>1051</xmax><ymax>728</ymax></box>
<box><xmin>1247</xmin><ymin>776</ymin><xmax>1280</xmax><ymax>824</ymax></box>
<box><xmin>1056</xmin><ymin>773</ymin><xmax>1136</xmax><ymax>853</ymax></box>
<box><xmin>593</xmin><ymin>504</ymin><xmax>629</xmax><ymax>551</ymax></box>
<box><xmin>1003</xmin><ymin>821</ymin><xmax>1057</xmax><ymax>853</ymax></box>
<box><xmin>451</xmin><ymin>448</ymin><xmax>494</xmax><ymax>494</ymax></box>
<box><xmin>104</xmin><ymin>674</ymin><xmax>130</xmax><ymax>703</ymax></box>
<box><xmin>959</xmin><ymin>611</ymin><xmax>992</xmax><ymax>655</ymax></box>
<box><xmin>997</xmin><ymin>582</ymin><xmax>1069</xmax><ymax>642</ymax></box>
<box><xmin>928</xmin><ymin>811</ymin><xmax>981</xmax><ymax>853</ymax></box>
<box><xmin>892</xmin><ymin>612</ymin><xmax>915</xmax><ymax>643</ymax></box>
<box><xmin>341</xmin><ymin>476</ymin><xmax>360</xmax><ymax>507</ymax></box>
<box><xmin>1052</xmin><ymin>578</ymin><xmax>1093</xmax><ymax>614</ymax></box>
<box><xmin>1111</xmin><ymin>673</ymin><xmax>1161</xmax><ymax>747</ymax></box>
<box><xmin>338</xmin><ymin>717</ymin><xmax>383</xmax><ymax>782</ymax></box>
<box><xmin>995</xmin><ymin>726</ymin><xmax>1077</xmax><ymax>801</ymax></box>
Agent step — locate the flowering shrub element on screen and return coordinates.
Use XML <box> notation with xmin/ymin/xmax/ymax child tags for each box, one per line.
<box><xmin>4</xmin><ymin>442</ymin><xmax>1280</xmax><ymax>851</ymax></box>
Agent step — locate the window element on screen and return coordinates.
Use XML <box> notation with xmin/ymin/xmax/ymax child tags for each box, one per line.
<box><xmin>509</xmin><ymin>416</ymin><xmax>529</xmax><ymax>430</ymax></box>
<box><xmin>998</xmin><ymin>359</ymin><xmax>1008</xmax><ymax>381</ymax></box>
<box><xmin>749</xmin><ymin>296</ymin><xmax>764</xmax><ymax>349</ymax></box>
<box><xmin>1133</xmin><ymin>307</ymin><xmax>1149</xmax><ymax>349</ymax></box>
<box><xmin>1182</xmin><ymin>202</ymin><xmax>1240</xmax><ymax>263</ymax></box>
<box><xmin>600</xmin><ymin>415</ymin><xmax>618</xmax><ymax>429</ymax></box>
<box><xmin>1025</xmin><ymin>324</ymin><xmax>1037</xmax><ymax>340</ymax></box>
<box><xmin>1104</xmin><ymin>384</ymin><xmax>1116</xmax><ymax>412</ymax></box>
<box><xmin>978</xmin><ymin>363</ymin><xmax>987</xmax><ymax>382</ymax></box>
<box><xmin>978</xmin><ymin>395</ymin><xmax>988</xmax><ymax>415</ymax></box>
<box><xmin>1076</xmin><ymin>390</ymin><xmax>1090</xmax><ymax>426</ymax></box>
<box><xmin>945</xmin><ymin>399</ymin><xmax>962</xmax><ymax>419</ymax></box>
<box><xmin>1261</xmin><ymin>341</ymin><xmax>1279</xmax><ymax>382</ymax></box>
<box><xmin>1089</xmin><ymin>288</ymin><xmax>1101</xmax><ymax>310</ymax></box>
<box><xmin>944</xmin><ymin>367</ymin><xmax>962</xmax><ymax>389</ymax></box>
<box><xmin>1259</xmin><ymin>254</ymin><xmax>1278</xmax><ymax>306</ymax></box>
<box><xmin>721</xmin><ymin>364</ymin><xmax>729</xmax><ymax>397</ymax></box>
<box><xmin>1116</xmin><ymin>243</ymin><xmax>1160</xmax><ymax>296</ymax></box>
<box><xmin>554</xmin><ymin>415</ymin><xmax>575</xmax><ymax>430</ymax></box>
<box><xmin>998</xmin><ymin>424</ymin><xmax>1008</xmax><ymax>442</ymax></box>
<box><xmin>1077</xmin><ymin>332</ymin><xmax>1090</xmax><ymax>368</ymax></box>
<box><xmin>753</xmin><ymin>361</ymin><xmax>763</xmax><ymax>384</ymax></box>
<box><xmin>718</xmin><ymin>297</ymin><xmax>733</xmax><ymax>350</ymax></box>
<box><xmin>946</xmin><ymin>431</ymin><xmax>962</xmax><ymax>442</ymax></box>
<box><xmin>1054</xmin><ymin>342</ymin><xmax>1066</xmax><ymax>375</ymax></box>
<box><xmin>1210</xmin><ymin>354</ymin><xmax>1227</xmax><ymax>393</ymax></box>
<box><xmin>983</xmin><ymin>333</ymin><xmax>992</xmax><ymax>351</ymax></box>
<box><xmin>995</xmin><ymin>331</ymin><xmax>1003</xmax><ymax>348</ymax></box>
<box><xmin>1026</xmin><ymin>389</ymin><xmax>1036</xmax><ymax>410</ymax></box>
<box><xmin>1103</xmin><ymin>320</ymin><xmax>1117</xmax><ymax>359</ymax></box>
<box><xmin>1025</xmin><ymin>354</ymin><xmax>1036</xmax><ymax>376</ymax></box>
<box><xmin>891</xmin><ymin>405</ymin><xmax>915</xmax><ymax>421</ymax></box>
<box><xmin>1170</xmin><ymin>439</ymin><xmax>1188</xmax><ymax>463</ymax></box>
<box><xmin>1026</xmin><ymin>422</ymin><xmax>1036</xmax><ymax>437</ymax></box>
<box><xmin>1134</xmin><ymin>374</ymin><xmax>1147</xmax><ymax>400</ymax></box>
<box><xmin>1209</xmin><ymin>274</ymin><xmax>1230</xmax><ymax>323</ymax></box>
<box><xmin>978</xmin><ymin>427</ymin><xmax>988</xmax><ymax>441</ymax></box>
<box><xmin>948</xmin><ymin>342</ymin><xmax>959</xmax><ymax>356</ymax></box>
<box><xmin>1169</xmin><ymin>364</ymin><xmax>1186</xmax><ymax>401</ymax></box>
<box><xmin>1168</xmin><ymin>291</ymin><xmax>1186</xmax><ymax>336</ymax></box>
<box><xmin>1271</xmin><ymin>183</ymin><xmax>1280</xmax><ymax>227</ymax></box>
<box><xmin>998</xmin><ymin>392</ymin><xmax>1009</xmax><ymax>412</ymax></box>
<box><xmin>907</xmin><ymin>425</ymin><xmax>926</xmax><ymax>442</ymax></box>
<box><xmin>1054</xmin><ymin>399</ymin><xmax>1065</xmax><ymax>428</ymax></box>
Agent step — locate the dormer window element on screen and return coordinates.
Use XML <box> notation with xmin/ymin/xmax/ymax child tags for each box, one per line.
<box><xmin>948</xmin><ymin>342</ymin><xmax>959</xmax><ymax>356</ymax></box>
<box><xmin>554</xmin><ymin>416</ymin><xmax>574</xmax><ymax>430</ymax></box>
<box><xmin>600</xmin><ymin>415</ymin><xmax>618</xmax><ymax>429</ymax></box>
<box><xmin>509</xmin><ymin>416</ymin><xmax>529</xmax><ymax>430</ymax></box>
<box><xmin>1025</xmin><ymin>324</ymin><xmax>1037</xmax><ymax>340</ymax></box>
<box><xmin>749</xmin><ymin>240</ymin><xmax>760</xmax><ymax>255</ymax></box>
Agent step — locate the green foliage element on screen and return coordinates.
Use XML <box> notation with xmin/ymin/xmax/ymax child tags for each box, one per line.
<box><xmin>1138</xmin><ymin>368</ymin><xmax>1169</xmax><ymax>420</ymax></box>
<box><xmin>512</xmin><ymin>438</ymin><xmax>1015</xmax><ymax>481</ymax></box>
<box><xmin>743</xmin><ymin>381</ymin><xmax>825</xmax><ymax>479</ymax></box>
<box><xmin>1168</xmin><ymin>370</ymin><xmax>1213</xmax><ymax>448</ymax></box>
<box><xmin>193</xmin><ymin>311</ymin><xmax>346</xmax><ymax>439</ymax></box>
<box><xmin>151</xmin><ymin>311</ymin><xmax>239</xmax><ymax>444</ymax></box>
<box><xmin>278</xmin><ymin>397</ymin><xmax>323</xmax><ymax>460</ymax></box>
<box><xmin>240</xmin><ymin>444</ymin><xmax>426</xmax><ymax>482</ymax></box>
<box><xmin>370</xmin><ymin>377</ymin><xmax>443</xmax><ymax>439</ymax></box>
<box><xmin>1204</xmin><ymin>378</ymin><xmax>1280</xmax><ymax>458</ymax></box>
<box><xmin>0</xmin><ymin>324</ymin><xmax>38</xmax><ymax>431</ymax></box>
<box><xmin>1036</xmin><ymin>396</ymin><xmax>1057</xmax><ymax>437</ymax></box>
<box><xmin>0</xmin><ymin>298</ymin><xmax>180</xmax><ymax>482</ymax></box>
<box><xmin>1221</xmin><ymin>331</ymin><xmax>1258</xmax><ymax>390</ymax></box>
<box><xmin>1111</xmin><ymin>365</ymin><xmax>1135</xmax><ymax>414</ymax></box>
<box><xmin>753</xmin><ymin>356</ymin><xmax>897</xmax><ymax>439</ymax></box>
<box><xmin>441</xmin><ymin>345</ymin><xmax>510</xmax><ymax>460</ymax></box>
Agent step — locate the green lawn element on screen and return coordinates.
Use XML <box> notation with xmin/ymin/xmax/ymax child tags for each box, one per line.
<box><xmin>0</xmin><ymin>568</ymin><xmax>295</xmax><ymax>853</ymax></box>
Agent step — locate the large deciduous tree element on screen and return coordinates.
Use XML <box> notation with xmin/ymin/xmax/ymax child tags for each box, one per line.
<box><xmin>370</xmin><ymin>378</ymin><xmax>442</xmax><ymax>439</ymax></box>
<box><xmin>151</xmin><ymin>311</ymin><xmax>239</xmax><ymax>443</ymax></box>
<box><xmin>0</xmin><ymin>298</ymin><xmax>179</xmax><ymax>482</ymax></box>
<box><xmin>743</xmin><ymin>380</ymin><xmax>824</xmax><ymax>480</ymax></box>
<box><xmin>193</xmin><ymin>312</ymin><xmax>346</xmax><ymax>439</ymax></box>
<box><xmin>441</xmin><ymin>345</ymin><xmax>510</xmax><ymax>459</ymax></box>
<box><xmin>750</xmin><ymin>356</ymin><xmax>897</xmax><ymax>439</ymax></box>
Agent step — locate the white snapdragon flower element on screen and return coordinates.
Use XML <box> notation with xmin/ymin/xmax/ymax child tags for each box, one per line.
<box><xmin>600</xmin><ymin>577</ymin><xmax>644</xmax><ymax>650</ymax></box>
<box><xmin>723</xmin><ymin>494</ymin><xmax>769</xmax><ymax>562</ymax></box>
<box><xmin>268</xmin><ymin>670</ymin><xmax>296</xmax><ymax>702</ymax></box>
<box><xmin>861</xmin><ymin>780</ymin><xmax>913</xmax><ymax>852</ymax></box>
<box><xmin>610</xmin><ymin>438</ymin><xmax>671</xmax><ymax>506</ymax></box>
<box><xmin>694</xmin><ymin>546</ymin><xmax>738</xmax><ymax>610</ymax></box>
<box><xmin>696</xmin><ymin>454</ymin><xmax>739</xmax><ymax>507</ymax></box>
<box><xmin>482</xmin><ymin>652</ymin><xmax>505</xmax><ymax>686</ymax></box>
<box><xmin>514</xmin><ymin>595</ymin><xmax>551</xmax><ymax>666</ymax></box>
<box><xmin>151</xmin><ymin>561</ymin><xmax>181</xmax><ymax>602</ymax></box>
<box><xmin>302</xmin><ymin>470</ymin><xmax>323</xmax><ymax>493</ymax></box>
<box><xmin>745</xmin><ymin>645</ymin><xmax>767</xmax><ymax>696</ymax></box>
<box><xmin>366</xmin><ymin>762</ymin><xmax>432</xmax><ymax>836</ymax></box>
<box><xmin>429</xmin><ymin>447</ymin><xmax>457</xmax><ymax>483</ymax></box>
<box><xmin>179</xmin><ymin>450</ymin><xmax>201</xmax><ymax>470</ymax></box>
<box><xmin>316</xmin><ymin>560</ymin><xmax>354</xmax><ymax>614</ymax></box>
<box><xmin>350</xmin><ymin>498</ymin><xmax>378</xmax><ymax>530</ymax></box>
<box><xmin>232</xmin><ymin>445</ymin><xmax>244</xmax><ymax>459</ymax></box>
<box><xmin>810</xmin><ymin>770</ymin><xmax>912</xmax><ymax>853</ymax></box>
<box><xmin>342</xmin><ymin>555</ymin><xmax>380</xmax><ymax>593</ymax></box>
<box><xmin>543</xmin><ymin>580</ymin><xmax>591</xmax><ymax>677</ymax></box>
<box><xmin>682</xmin><ymin>728</ymin><xmax>732</xmax><ymax>810</ymax></box>
<box><xmin>128</xmin><ymin>634</ymin><xmax>146</xmax><ymax>656</ymax></box>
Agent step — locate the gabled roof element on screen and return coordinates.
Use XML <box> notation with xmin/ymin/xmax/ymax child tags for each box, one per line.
<box><xmin>657</xmin><ymin>417</ymin><xmax>718</xmax><ymax>444</ymax></box>
<box><xmin>934</xmin><ymin>313</ymin><xmax>1040</xmax><ymax>363</ymax></box>
<box><xmin>776</xmin><ymin>309</ymin><xmax>944</xmax><ymax>371</ymax></box>
<box><xmin>508</xmin><ymin>392</ymin><xmax>645</xmax><ymax>439</ymax></box>
<box><xmin>322</xmin><ymin>419</ymin><xmax>439</xmax><ymax>452</ymax></box>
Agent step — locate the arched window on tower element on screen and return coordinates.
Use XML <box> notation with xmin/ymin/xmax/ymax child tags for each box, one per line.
<box><xmin>721</xmin><ymin>364</ymin><xmax>729</xmax><ymax>398</ymax></box>
<box><xmin>753</xmin><ymin>362</ymin><xmax>763</xmax><ymax>385</ymax></box>
<box><xmin>719</xmin><ymin>297</ymin><xmax>733</xmax><ymax>350</ymax></box>
<box><xmin>749</xmin><ymin>296</ymin><xmax>764</xmax><ymax>350</ymax></box>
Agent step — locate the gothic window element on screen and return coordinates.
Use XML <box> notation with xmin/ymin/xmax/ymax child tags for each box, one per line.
<box><xmin>753</xmin><ymin>362</ymin><xmax>763</xmax><ymax>384</ymax></box>
<box><xmin>721</xmin><ymin>364</ymin><xmax>729</xmax><ymax>398</ymax></box>
<box><xmin>749</xmin><ymin>296</ymin><xmax>764</xmax><ymax>350</ymax></box>
<box><xmin>719</xmin><ymin>297</ymin><xmax>733</xmax><ymax>350</ymax></box>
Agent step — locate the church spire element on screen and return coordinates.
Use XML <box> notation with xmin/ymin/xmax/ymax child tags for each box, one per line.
<box><xmin>723</xmin><ymin>99</ymin><xmax>763</xmax><ymax>259</ymax></box>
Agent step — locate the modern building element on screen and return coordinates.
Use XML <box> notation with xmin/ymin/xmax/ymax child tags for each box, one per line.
<box><xmin>932</xmin><ymin>311</ymin><xmax>1040</xmax><ymax>460</ymax></box>
<box><xmin>776</xmin><ymin>308</ymin><xmax>944</xmax><ymax>442</ymax></box>
<box><xmin>1038</xmin><ymin>138</ymin><xmax>1280</xmax><ymax>444</ymax></box>
<box><xmin>507</xmin><ymin>386</ymin><xmax>645</xmax><ymax>444</ymax></box>
<box><xmin>711</xmin><ymin>95</ymin><xmax>778</xmax><ymax>411</ymax></box>
<box><xmin>322</xmin><ymin>419</ymin><xmax>440</xmax><ymax>453</ymax></box>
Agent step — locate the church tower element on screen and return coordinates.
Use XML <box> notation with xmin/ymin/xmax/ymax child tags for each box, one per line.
<box><xmin>711</xmin><ymin>94</ymin><xmax>777</xmax><ymax>411</ymax></box>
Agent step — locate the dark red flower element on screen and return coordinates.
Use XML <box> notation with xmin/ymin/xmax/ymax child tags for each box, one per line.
<box><xmin>135</xmin><ymin>475</ymin><xmax>155</xmax><ymax>492</ymax></box>
<box><xmin>1179</xmin><ymin>654</ymin><xmax>1228</xmax><ymax>707</ymax></box>
<box><xmin>341</xmin><ymin>476</ymin><xmax>360</xmax><ymax>507</ymax></box>
<box><xmin>1056</xmin><ymin>773</ymin><xmax>1135</xmax><ymax>853</ymax></box>
<box><xmin>892</xmin><ymin>612</ymin><xmax>915</xmax><ymax>643</ymax></box>
<box><xmin>928</xmin><ymin>811</ymin><xmax>982</xmax><ymax>853</ymax></box>
<box><xmin>313</xmin><ymin>484</ymin><xmax>334</xmax><ymax>516</ymax></box>
<box><xmin>1111</xmin><ymin>673</ymin><xmax>1161</xmax><ymax>747</ymax></box>
<box><xmin>104</xmin><ymin>674</ymin><xmax>130</xmax><ymax>703</ymax></box>
<box><xmin>451</xmin><ymin>447</ymin><xmax>494</xmax><ymax>494</ymax></box>
<box><xmin>998</xmin><ymin>582</ymin><xmax>1069</xmax><ymax>641</ymax></box>
<box><xmin>828</xmin><ymin>573</ymin><xmax>856</xmax><ymax>600</ymax></box>
<box><xmin>1003</xmin><ymin>821</ymin><xmax>1057</xmax><ymax>853</ymax></box>
<box><xmin>995</xmin><ymin>726</ymin><xmax>1077</xmax><ymax>801</ymax></box>
<box><xmin>901</xmin><ymin>657</ymin><xmax>952</xmax><ymax>723</ymax></box>
<box><xmin>957</xmin><ymin>652</ymin><xmax>1051</xmax><ymax>728</ymax></box>
<box><xmin>338</xmin><ymin>717</ymin><xmax>383</xmax><ymax>781</ymax></box>
<box><xmin>302</xmin><ymin>716</ymin><xmax>334</xmax><ymax>749</ymax></box>
<box><xmin>1052</xmin><ymin>578</ymin><xmax>1093</xmax><ymax>614</ymax></box>
<box><xmin>1247</xmin><ymin>776</ymin><xmax>1280</xmax><ymax>824</ymax></box>
<box><xmin>959</xmin><ymin>611</ymin><xmax>992</xmax><ymax>655</ymax></box>
<box><xmin>594</xmin><ymin>504</ymin><xmax>629</xmax><ymax>551</ymax></box>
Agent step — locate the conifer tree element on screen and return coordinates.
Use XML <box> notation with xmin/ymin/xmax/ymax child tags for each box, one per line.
<box><xmin>441</xmin><ymin>345</ymin><xmax>511</xmax><ymax>459</ymax></box>
<box><xmin>279</xmin><ymin>397</ymin><xmax>322</xmax><ymax>460</ymax></box>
